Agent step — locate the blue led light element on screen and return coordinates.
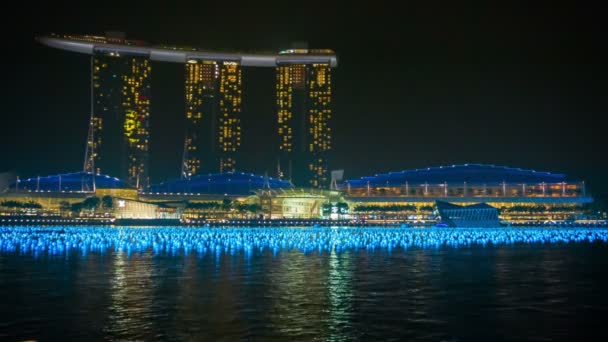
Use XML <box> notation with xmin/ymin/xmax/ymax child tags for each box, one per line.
<box><xmin>1</xmin><ymin>226</ymin><xmax>607</xmax><ymax>257</ymax></box>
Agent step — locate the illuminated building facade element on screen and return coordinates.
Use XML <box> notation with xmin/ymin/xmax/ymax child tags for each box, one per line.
<box><xmin>307</xmin><ymin>64</ymin><xmax>332</xmax><ymax>188</ymax></box>
<box><xmin>2</xmin><ymin>168</ymin><xmax>602</xmax><ymax>224</ymax></box>
<box><xmin>259</xmin><ymin>189</ymin><xmax>326</xmax><ymax>219</ymax></box>
<box><xmin>39</xmin><ymin>34</ymin><xmax>337</xmax><ymax>186</ymax></box>
<box><xmin>122</xmin><ymin>57</ymin><xmax>151</xmax><ymax>189</ymax></box>
<box><xmin>276</xmin><ymin>60</ymin><xmax>333</xmax><ymax>188</ymax></box>
<box><xmin>87</xmin><ymin>52</ymin><xmax>151</xmax><ymax>189</ymax></box>
<box><xmin>182</xmin><ymin>61</ymin><xmax>219</xmax><ymax>178</ymax></box>
<box><xmin>218</xmin><ymin>62</ymin><xmax>242</xmax><ymax>173</ymax></box>
<box><xmin>87</xmin><ymin>53</ymin><xmax>126</xmax><ymax>177</ymax></box>
<box><xmin>182</xmin><ymin>60</ymin><xmax>241</xmax><ymax>176</ymax></box>
<box><xmin>341</xmin><ymin>164</ymin><xmax>594</xmax><ymax>223</ymax></box>
<box><xmin>276</xmin><ymin>64</ymin><xmax>306</xmax><ymax>183</ymax></box>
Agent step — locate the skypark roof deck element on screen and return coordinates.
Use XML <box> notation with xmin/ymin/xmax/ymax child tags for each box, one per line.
<box><xmin>37</xmin><ymin>34</ymin><xmax>338</xmax><ymax>67</ymax></box>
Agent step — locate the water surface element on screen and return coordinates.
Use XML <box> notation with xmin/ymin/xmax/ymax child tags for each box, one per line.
<box><xmin>1</xmin><ymin>226</ymin><xmax>607</xmax><ymax>340</ymax></box>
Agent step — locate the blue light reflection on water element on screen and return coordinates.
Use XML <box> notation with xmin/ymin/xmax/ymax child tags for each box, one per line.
<box><xmin>1</xmin><ymin>226</ymin><xmax>607</xmax><ymax>257</ymax></box>
<box><xmin>2</xmin><ymin>226</ymin><xmax>608</xmax><ymax>340</ymax></box>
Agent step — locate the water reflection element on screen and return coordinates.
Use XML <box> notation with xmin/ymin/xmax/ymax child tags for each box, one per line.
<box><xmin>265</xmin><ymin>250</ymin><xmax>331</xmax><ymax>339</ymax></box>
<box><xmin>104</xmin><ymin>250</ymin><xmax>158</xmax><ymax>339</ymax></box>
<box><xmin>327</xmin><ymin>249</ymin><xmax>353</xmax><ymax>340</ymax></box>
<box><xmin>173</xmin><ymin>254</ymin><xmax>206</xmax><ymax>339</ymax></box>
<box><xmin>1</xmin><ymin>233</ymin><xmax>608</xmax><ymax>340</ymax></box>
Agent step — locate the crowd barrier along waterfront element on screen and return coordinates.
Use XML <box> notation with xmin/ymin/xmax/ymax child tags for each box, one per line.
<box><xmin>1</xmin><ymin>226</ymin><xmax>608</xmax><ymax>256</ymax></box>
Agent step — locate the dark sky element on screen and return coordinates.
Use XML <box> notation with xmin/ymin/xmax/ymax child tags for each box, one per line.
<box><xmin>1</xmin><ymin>1</ymin><xmax>606</xmax><ymax>203</ymax></box>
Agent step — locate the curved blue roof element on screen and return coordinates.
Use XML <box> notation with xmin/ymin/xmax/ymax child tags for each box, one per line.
<box><xmin>343</xmin><ymin>164</ymin><xmax>569</xmax><ymax>187</ymax></box>
<box><xmin>146</xmin><ymin>172</ymin><xmax>293</xmax><ymax>195</ymax></box>
<box><xmin>11</xmin><ymin>172</ymin><xmax>131</xmax><ymax>191</ymax></box>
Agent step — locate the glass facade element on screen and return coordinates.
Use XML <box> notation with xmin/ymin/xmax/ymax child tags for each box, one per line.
<box><xmin>342</xmin><ymin>165</ymin><xmax>594</xmax><ymax>223</ymax></box>
<box><xmin>218</xmin><ymin>62</ymin><xmax>242</xmax><ymax>173</ymax></box>
<box><xmin>122</xmin><ymin>57</ymin><xmax>151</xmax><ymax>189</ymax></box>
<box><xmin>276</xmin><ymin>64</ymin><xmax>306</xmax><ymax>184</ymax></box>
<box><xmin>307</xmin><ymin>64</ymin><xmax>332</xmax><ymax>188</ymax></box>
<box><xmin>182</xmin><ymin>61</ymin><xmax>219</xmax><ymax>178</ymax></box>
<box><xmin>89</xmin><ymin>53</ymin><xmax>151</xmax><ymax>189</ymax></box>
<box><xmin>275</xmin><ymin>63</ymin><xmax>332</xmax><ymax>189</ymax></box>
<box><xmin>181</xmin><ymin>60</ymin><xmax>242</xmax><ymax>176</ymax></box>
<box><xmin>344</xmin><ymin>182</ymin><xmax>586</xmax><ymax>198</ymax></box>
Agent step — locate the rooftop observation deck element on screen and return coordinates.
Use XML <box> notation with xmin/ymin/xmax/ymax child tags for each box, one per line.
<box><xmin>37</xmin><ymin>34</ymin><xmax>338</xmax><ymax>67</ymax></box>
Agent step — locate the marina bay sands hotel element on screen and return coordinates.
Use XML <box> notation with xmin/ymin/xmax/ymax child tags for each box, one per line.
<box><xmin>38</xmin><ymin>33</ymin><xmax>337</xmax><ymax>189</ymax></box>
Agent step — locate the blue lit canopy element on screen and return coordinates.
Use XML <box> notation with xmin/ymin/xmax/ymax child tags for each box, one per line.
<box><xmin>11</xmin><ymin>172</ymin><xmax>130</xmax><ymax>192</ymax></box>
<box><xmin>342</xmin><ymin>164</ymin><xmax>570</xmax><ymax>187</ymax></box>
<box><xmin>147</xmin><ymin>172</ymin><xmax>293</xmax><ymax>195</ymax></box>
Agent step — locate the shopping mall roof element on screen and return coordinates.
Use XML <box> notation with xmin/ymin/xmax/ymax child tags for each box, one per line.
<box><xmin>342</xmin><ymin>164</ymin><xmax>570</xmax><ymax>187</ymax></box>
<box><xmin>11</xmin><ymin>172</ymin><xmax>130</xmax><ymax>192</ymax></box>
<box><xmin>146</xmin><ymin>172</ymin><xmax>293</xmax><ymax>196</ymax></box>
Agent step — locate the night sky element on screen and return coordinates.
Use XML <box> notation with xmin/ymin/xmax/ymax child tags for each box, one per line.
<box><xmin>1</xmin><ymin>1</ymin><xmax>606</xmax><ymax>205</ymax></box>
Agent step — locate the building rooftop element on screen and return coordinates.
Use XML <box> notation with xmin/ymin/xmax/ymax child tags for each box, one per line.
<box><xmin>10</xmin><ymin>171</ymin><xmax>131</xmax><ymax>192</ymax></box>
<box><xmin>343</xmin><ymin>164</ymin><xmax>571</xmax><ymax>187</ymax></box>
<box><xmin>145</xmin><ymin>172</ymin><xmax>293</xmax><ymax>196</ymax></box>
<box><xmin>37</xmin><ymin>34</ymin><xmax>338</xmax><ymax>67</ymax></box>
